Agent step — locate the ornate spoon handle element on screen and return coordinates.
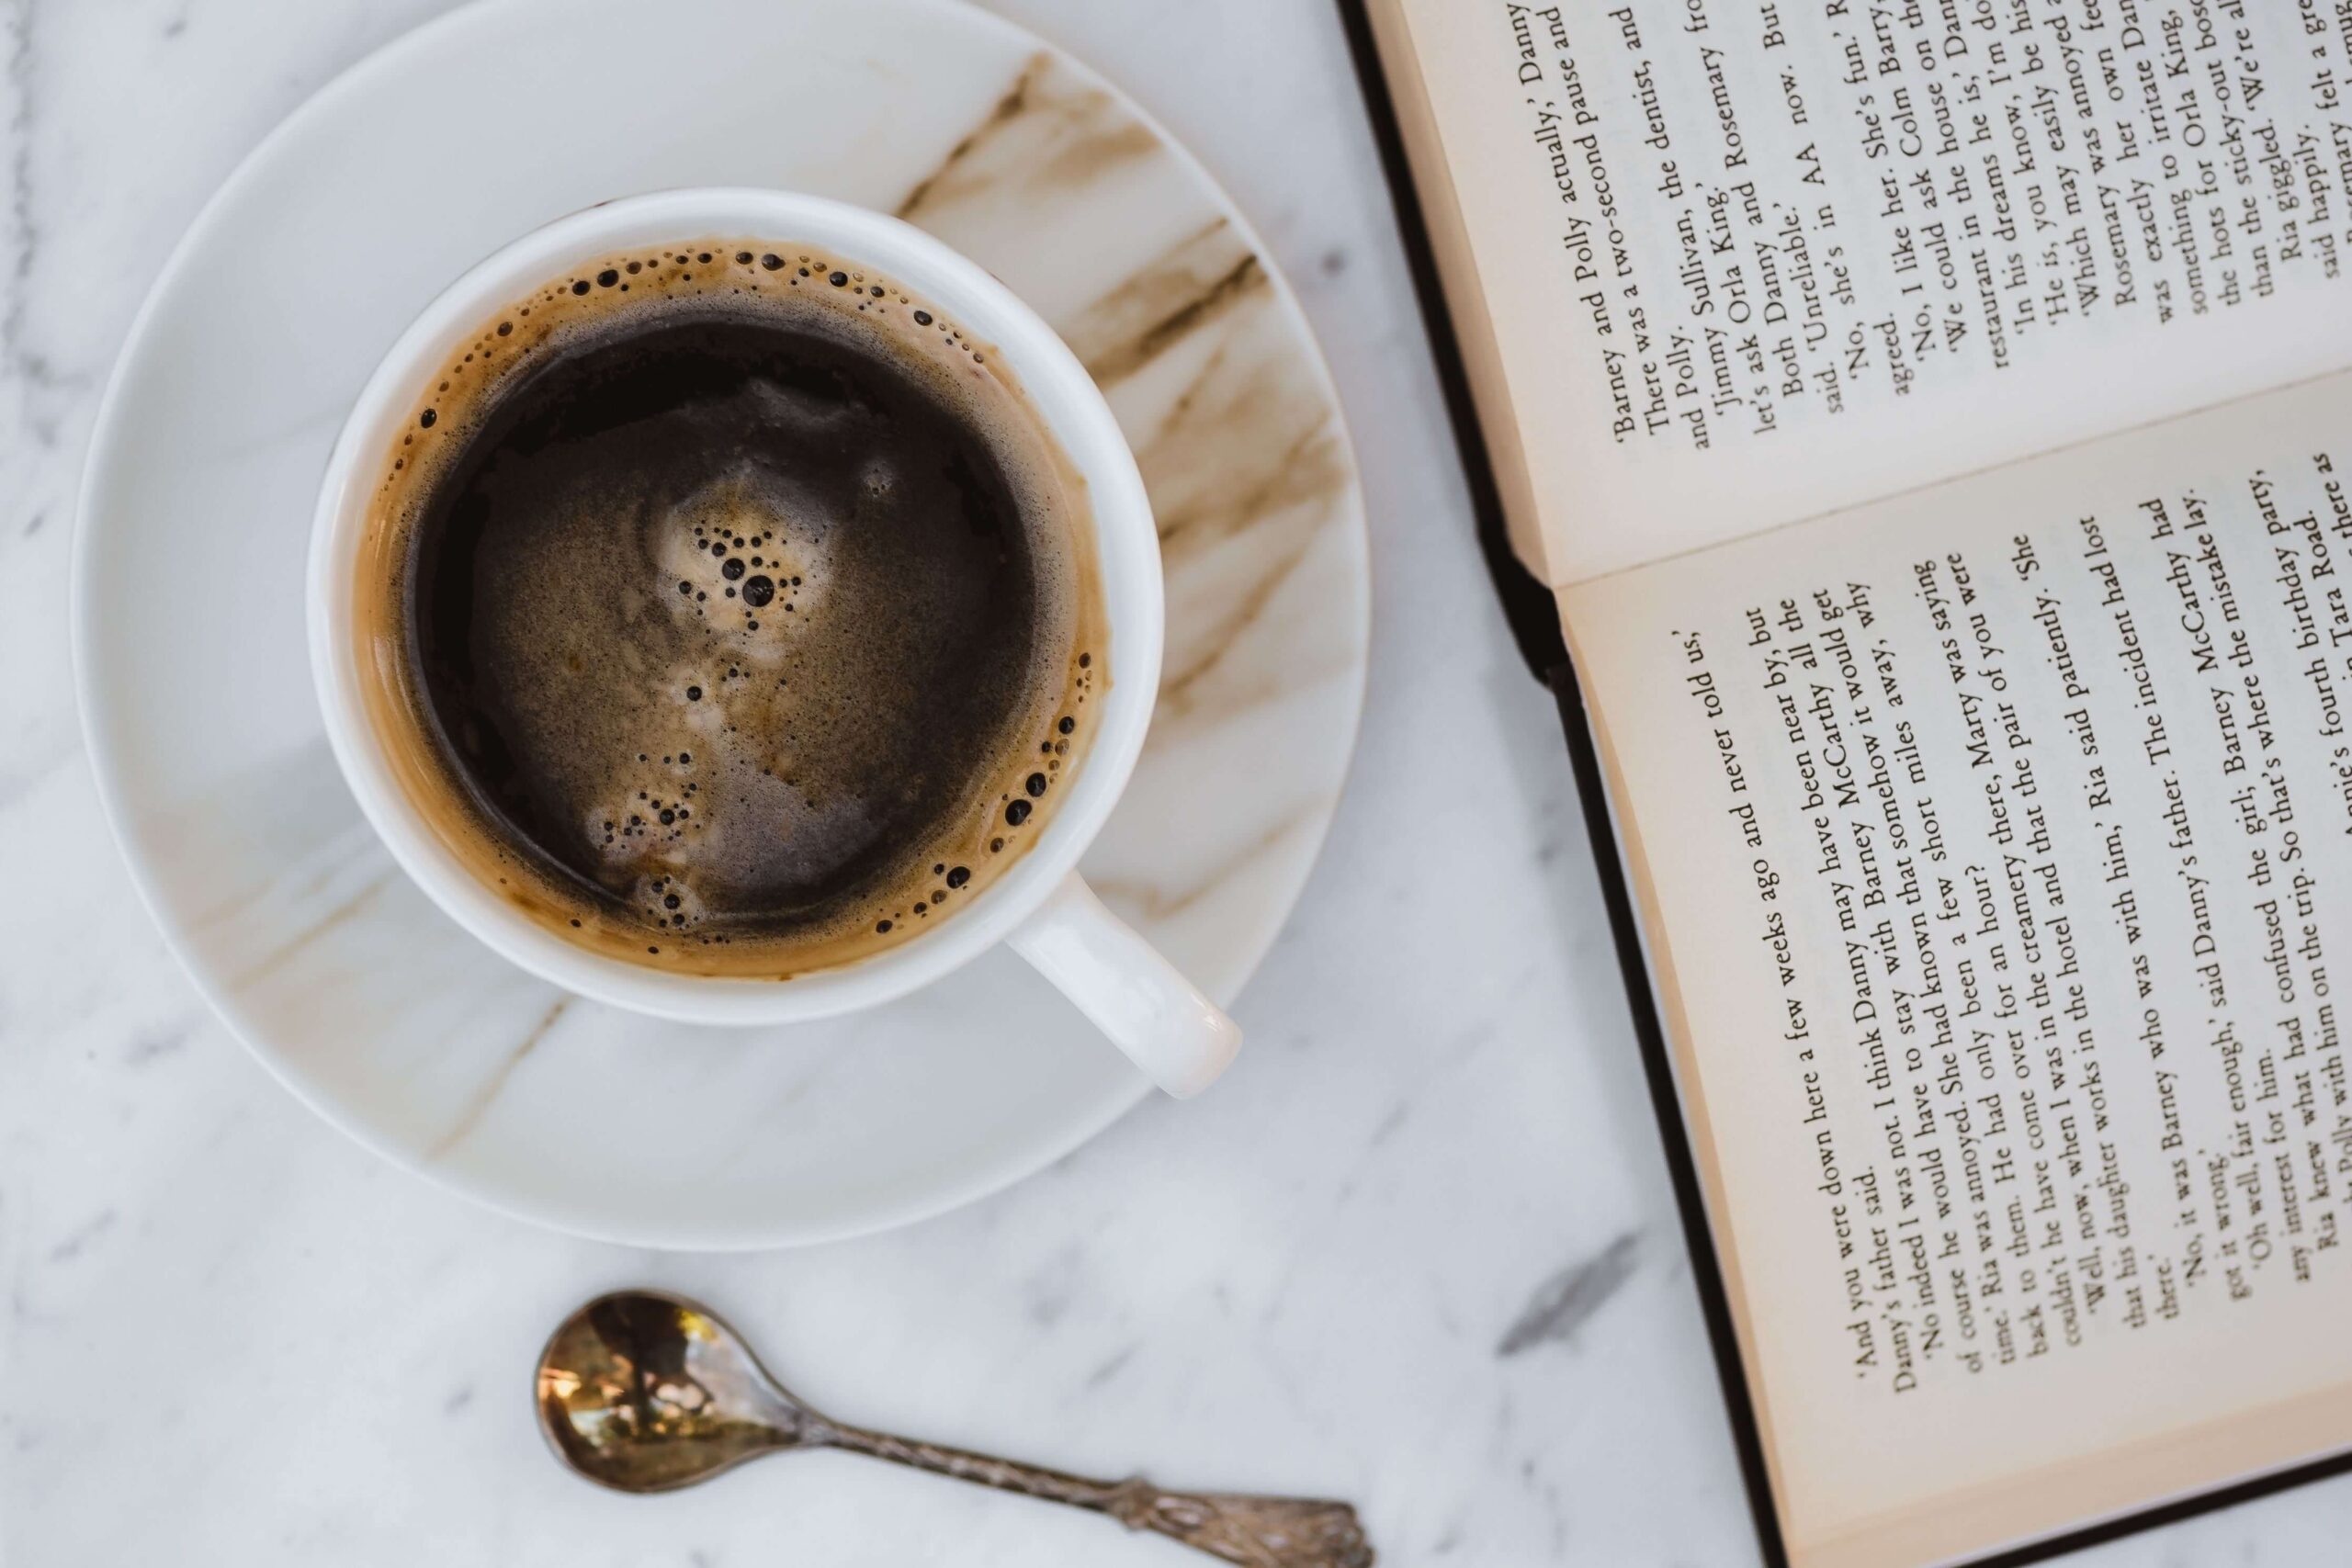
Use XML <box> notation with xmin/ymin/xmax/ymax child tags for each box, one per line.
<box><xmin>825</xmin><ymin>1422</ymin><xmax>1374</xmax><ymax>1567</ymax></box>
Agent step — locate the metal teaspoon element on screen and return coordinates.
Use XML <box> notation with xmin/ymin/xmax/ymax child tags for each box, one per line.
<box><xmin>535</xmin><ymin>1291</ymin><xmax>1374</xmax><ymax>1568</ymax></box>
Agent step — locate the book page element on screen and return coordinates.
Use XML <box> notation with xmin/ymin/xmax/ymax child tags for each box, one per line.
<box><xmin>1374</xmin><ymin>0</ymin><xmax>2352</xmax><ymax>587</ymax></box>
<box><xmin>1563</xmin><ymin>371</ymin><xmax>2352</xmax><ymax>1568</ymax></box>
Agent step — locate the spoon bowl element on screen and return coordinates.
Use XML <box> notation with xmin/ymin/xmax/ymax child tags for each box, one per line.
<box><xmin>537</xmin><ymin>1290</ymin><xmax>829</xmax><ymax>1492</ymax></box>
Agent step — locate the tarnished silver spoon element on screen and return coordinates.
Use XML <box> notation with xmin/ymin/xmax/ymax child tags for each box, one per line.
<box><xmin>536</xmin><ymin>1291</ymin><xmax>1374</xmax><ymax>1568</ymax></box>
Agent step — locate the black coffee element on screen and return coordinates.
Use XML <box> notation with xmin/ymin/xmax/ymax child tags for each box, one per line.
<box><xmin>356</xmin><ymin>244</ymin><xmax>1103</xmax><ymax>973</ymax></box>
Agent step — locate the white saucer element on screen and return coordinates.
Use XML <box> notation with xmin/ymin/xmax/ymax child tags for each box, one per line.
<box><xmin>74</xmin><ymin>0</ymin><xmax>1367</xmax><ymax>1248</ymax></box>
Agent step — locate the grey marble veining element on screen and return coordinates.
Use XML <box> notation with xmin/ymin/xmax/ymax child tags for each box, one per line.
<box><xmin>4</xmin><ymin>1</ymin><xmax>2346</xmax><ymax>1564</ymax></box>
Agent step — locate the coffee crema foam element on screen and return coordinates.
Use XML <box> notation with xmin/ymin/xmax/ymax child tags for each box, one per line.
<box><xmin>353</xmin><ymin>241</ymin><xmax>1107</xmax><ymax>977</ymax></box>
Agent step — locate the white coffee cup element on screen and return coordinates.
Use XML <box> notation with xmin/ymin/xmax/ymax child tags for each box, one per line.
<box><xmin>307</xmin><ymin>188</ymin><xmax>1240</xmax><ymax>1098</ymax></box>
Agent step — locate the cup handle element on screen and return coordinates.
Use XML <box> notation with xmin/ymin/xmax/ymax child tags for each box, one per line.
<box><xmin>1007</xmin><ymin>873</ymin><xmax>1241</xmax><ymax>1098</ymax></box>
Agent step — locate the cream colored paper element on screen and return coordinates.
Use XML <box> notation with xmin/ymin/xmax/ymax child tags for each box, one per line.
<box><xmin>1372</xmin><ymin>0</ymin><xmax>2352</xmax><ymax>589</ymax></box>
<box><xmin>1565</xmin><ymin>372</ymin><xmax>2352</xmax><ymax>1567</ymax></box>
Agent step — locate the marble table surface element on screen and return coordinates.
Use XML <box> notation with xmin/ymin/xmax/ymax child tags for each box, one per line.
<box><xmin>2</xmin><ymin>1</ymin><xmax>2344</xmax><ymax>1562</ymax></box>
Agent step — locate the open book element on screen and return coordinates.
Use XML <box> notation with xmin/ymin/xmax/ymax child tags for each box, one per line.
<box><xmin>1348</xmin><ymin>5</ymin><xmax>2352</xmax><ymax>1566</ymax></box>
